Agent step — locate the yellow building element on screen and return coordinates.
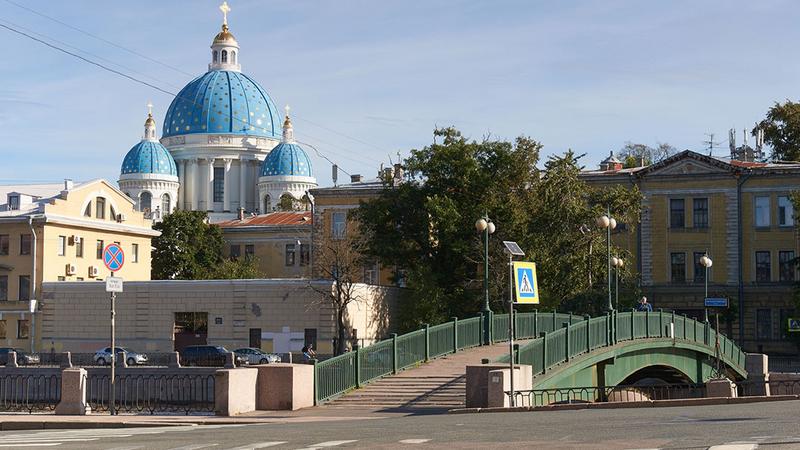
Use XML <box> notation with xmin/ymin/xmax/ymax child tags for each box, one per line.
<box><xmin>218</xmin><ymin>211</ymin><xmax>312</xmax><ymax>278</ymax></box>
<box><xmin>0</xmin><ymin>179</ymin><xmax>158</xmax><ymax>352</ymax></box>
<box><xmin>581</xmin><ymin>150</ymin><xmax>800</xmax><ymax>354</ymax></box>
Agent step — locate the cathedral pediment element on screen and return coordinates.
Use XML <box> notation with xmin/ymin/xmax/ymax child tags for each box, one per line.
<box><xmin>637</xmin><ymin>150</ymin><xmax>739</xmax><ymax>178</ymax></box>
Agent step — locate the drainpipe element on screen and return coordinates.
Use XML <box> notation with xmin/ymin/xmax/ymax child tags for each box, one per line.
<box><xmin>27</xmin><ymin>216</ymin><xmax>37</xmax><ymax>353</ymax></box>
<box><xmin>736</xmin><ymin>171</ymin><xmax>752</xmax><ymax>345</ymax></box>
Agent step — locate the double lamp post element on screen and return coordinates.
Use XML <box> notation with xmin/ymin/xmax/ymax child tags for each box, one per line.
<box><xmin>475</xmin><ymin>214</ymin><xmax>496</xmax><ymax>344</ymax></box>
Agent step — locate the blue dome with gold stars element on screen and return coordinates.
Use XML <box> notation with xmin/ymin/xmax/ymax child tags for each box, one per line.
<box><xmin>162</xmin><ymin>70</ymin><xmax>282</xmax><ymax>138</ymax></box>
<box><xmin>121</xmin><ymin>140</ymin><xmax>178</xmax><ymax>177</ymax></box>
<box><xmin>260</xmin><ymin>142</ymin><xmax>313</xmax><ymax>178</ymax></box>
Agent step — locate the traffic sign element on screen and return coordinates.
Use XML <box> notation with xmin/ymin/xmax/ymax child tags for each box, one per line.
<box><xmin>788</xmin><ymin>318</ymin><xmax>800</xmax><ymax>333</ymax></box>
<box><xmin>105</xmin><ymin>276</ymin><xmax>123</xmax><ymax>293</ymax></box>
<box><xmin>512</xmin><ymin>261</ymin><xmax>539</xmax><ymax>304</ymax></box>
<box><xmin>103</xmin><ymin>243</ymin><xmax>125</xmax><ymax>272</ymax></box>
<box><xmin>704</xmin><ymin>297</ymin><xmax>728</xmax><ymax>308</ymax></box>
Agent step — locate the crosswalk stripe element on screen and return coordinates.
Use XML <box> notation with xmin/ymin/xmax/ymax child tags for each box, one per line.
<box><xmin>708</xmin><ymin>445</ymin><xmax>758</xmax><ymax>450</ymax></box>
<box><xmin>399</xmin><ymin>439</ymin><xmax>431</xmax><ymax>444</ymax></box>
<box><xmin>226</xmin><ymin>442</ymin><xmax>287</xmax><ymax>450</ymax></box>
<box><xmin>168</xmin><ymin>444</ymin><xmax>219</xmax><ymax>450</ymax></box>
<box><xmin>303</xmin><ymin>440</ymin><xmax>359</xmax><ymax>448</ymax></box>
<box><xmin>0</xmin><ymin>445</ymin><xmax>62</xmax><ymax>448</ymax></box>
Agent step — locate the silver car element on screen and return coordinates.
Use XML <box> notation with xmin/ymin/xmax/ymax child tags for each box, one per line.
<box><xmin>233</xmin><ymin>347</ymin><xmax>281</xmax><ymax>365</ymax></box>
<box><xmin>94</xmin><ymin>347</ymin><xmax>148</xmax><ymax>366</ymax></box>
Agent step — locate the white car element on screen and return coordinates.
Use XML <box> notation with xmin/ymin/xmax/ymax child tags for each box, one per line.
<box><xmin>94</xmin><ymin>347</ymin><xmax>148</xmax><ymax>366</ymax></box>
<box><xmin>233</xmin><ymin>348</ymin><xmax>281</xmax><ymax>365</ymax></box>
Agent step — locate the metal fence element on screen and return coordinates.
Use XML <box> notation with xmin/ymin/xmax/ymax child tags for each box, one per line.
<box><xmin>767</xmin><ymin>356</ymin><xmax>800</xmax><ymax>373</ymax></box>
<box><xmin>86</xmin><ymin>373</ymin><xmax>215</xmax><ymax>415</ymax></box>
<box><xmin>0</xmin><ymin>373</ymin><xmax>61</xmax><ymax>413</ymax></box>
<box><xmin>508</xmin><ymin>383</ymin><xmax>706</xmax><ymax>407</ymax></box>
<box><xmin>735</xmin><ymin>378</ymin><xmax>800</xmax><ymax>397</ymax></box>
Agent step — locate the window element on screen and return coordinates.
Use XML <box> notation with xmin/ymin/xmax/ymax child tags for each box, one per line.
<box><xmin>18</xmin><ymin>275</ymin><xmax>30</xmax><ymax>301</ymax></box>
<box><xmin>395</xmin><ymin>269</ymin><xmax>407</xmax><ymax>287</ymax></box>
<box><xmin>20</xmin><ymin>234</ymin><xmax>31</xmax><ymax>255</ymax></box>
<box><xmin>779</xmin><ymin>251</ymin><xmax>795</xmax><ymax>282</ymax></box>
<box><xmin>231</xmin><ymin>51</ymin><xmax>236</xmax><ymax>64</ymax></box>
<box><xmin>332</xmin><ymin>212</ymin><xmax>346</xmax><ymax>238</ymax></box>
<box><xmin>778</xmin><ymin>196</ymin><xmax>794</xmax><ymax>227</ymax></box>
<box><xmin>132</xmin><ymin>244</ymin><xmax>139</xmax><ymax>263</ymax></box>
<box><xmin>0</xmin><ymin>320</ymin><xmax>5</xmax><ymax>339</ymax></box>
<box><xmin>96</xmin><ymin>240</ymin><xmax>104</xmax><ymax>259</ymax></box>
<box><xmin>109</xmin><ymin>205</ymin><xmax>116</xmax><ymax>221</ymax></box>
<box><xmin>161</xmin><ymin>194</ymin><xmax>171</xmax><ymax>214</ymax></box>
<box><xmin>299</xmin><ymin>243</ymin><xmax>309</xmax><ymax>266</ymax></box>
<box><xmin>245</xmin><ymin>244</ymin><xmax>254</xmax><ymax>259</ymax></box>
<box><xmin>84</xmin><ymin>202</ymin><xmax>91</xmax><ymax>217</ymax></box>
<box><xmin>140</xmin><ymin>192</ymin><xmax>152</xmax><ymax>212</ymax></box>
<box><xmin>76</xmin><ymin>237</ymin><xmax>83</xmax><ymax>258</ymax></box>
<box><xmin>213</xmin><ymin>50</ymin><xmax>218</xmax><ymax>63</ymax></box>
<box><xmin>57</xmin><ymin>236</ymin><xmax>66</xmax><ymax>256</ymax></box>
<box><xmin>230</xmin><ymin>245</ymin><xmax>241</xmax><ymax>260</ymax></box>
<box><xmin>285</xmin><ymin>244</ymin><xmax>296</xmax><ymax>266</ymax></box>
<box><xmin>364</xmin><ymin>262</ymin><xmax>378</xmax><ymax>285</ymax></box>
<box><xmin>264</xmin><ymin>195</ymin><xmax>271</xmax><ymax>213</ymax></box>
<box><xmin>96</xmin><ymin>197</ymin><xmax>106</xmax><ymax>219</ymax></box>
<box><xmin>756</xmin><ymin>309</ymin><xmax>772</xmax><ymax>340</ymax></box>
<box><xmin>670</xmin><ymin>252</ymin><xmax>686</xmax><ymax>283</ymax></box>
<box><xmin>0</xmin><ymin>275</ymin><xmax>7</xmax><ymax>301</ymax></box>
<box><xmin>670</xmin><ymin>199</ymin><xmax>685</xmax><ymax>229</ymax></box>
<box><xmin>17</xmin><ymin>319</ymin><xmax>29</xmax><ymax>339</ymax></box>
<box><xmin>8</xmin><ymin>195</ymin><xmax>19</xmax><ymax>210</ymax></box>
<box><xmin>756</xmin><ymin>251</ymin><xmax>771</xmax><ymax>282</ymax></box>
<box><xmin>693</xmin><ymin>252</ymin><xmax>706</xmax><ymax>283</ymax></box>
<box><xmin>755</xmin><ymin>196</ymin><xmax>770</xmax><ymax>228</ymax></box>
<box><xmin>213</xmin><ymin>167</ymin><xmax>224</xmax><ymax>203</ymax></box>
<box><xmin>693</xmin><ymin>198</ymin><xmax>709</xmax><ymax>229</ymax></box>
<box><xmin>221</xmin><ymin>49</ymin><xmax>228</xmax><ymax>63</ymax></box>
<box><xmin>0</xmin><ymin>234</ymin><xmax>8</xmax><ymax>255</ymax></box>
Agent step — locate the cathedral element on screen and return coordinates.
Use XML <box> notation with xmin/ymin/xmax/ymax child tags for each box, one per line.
<box><xmin>118</xmin><ymin>2</ymin><xmax>317</xmax><ymax>222</ymax></box>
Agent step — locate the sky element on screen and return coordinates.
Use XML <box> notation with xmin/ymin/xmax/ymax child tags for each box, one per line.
<box><xmin>1</xmin><ymin>0</ymin><xmax>799</xmax><ymax>188</ymax></box>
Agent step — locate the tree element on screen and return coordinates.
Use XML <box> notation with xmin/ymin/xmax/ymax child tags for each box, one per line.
<box><xmin>152</xmin><ymin>210</ymin><xmax>225</xmax><ymax>279</ymax></box>
<box><xmin>756</xmin><ymin>100</ymin><xmax>800</xmax><ymax>162</ymax></box>
<box><xmin>617</xmin><ymin>142</ymin><xmax>676</xmax><ymax>168</ymax></box>
<box><xmin>310</xmin><ymin>217</ymin><xmax>367</xmax><ymax>355</ymax></box>
<box><xmin>207</xmin><ymin>256</ymin><xmax>264</xmax><ymax>279</ymax></box>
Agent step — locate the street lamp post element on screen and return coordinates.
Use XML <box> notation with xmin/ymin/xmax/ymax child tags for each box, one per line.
<box><xmin>611</xmin><ymin>256</ymin><xmax>624</xmax><ymax>310</ymax></box>
<box><xmin>700</xmin><ymin>254</ymin><xmax>713</xmax><ymax>322</ymax></box>
<box><xmin>596</xmin><ymin>209</ymin><xmax>617</xmax><ymax>311</ymax></box>
<box><xmin>476</xmin><ymin>215</ymin><xmax>496</xmax><ymax>345</ymax></box>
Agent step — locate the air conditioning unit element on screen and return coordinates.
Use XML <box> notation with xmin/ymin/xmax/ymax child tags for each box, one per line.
<box><xmin>65</xmin><ymin>264</ymin><xmax>77</xmax><ymax>276</ymax></box>
<box><xmin>117</xmin><ymin>214</ymin><xmax>127</xmax><ymax>223</ymax></box>
<box><xmin>88</xmin><ymin>266</ymin><xmax>99</xmax><ymax>278</ymax></box>
<box><xmin>69</xmin><ymin>235</ymin><xmax>80</xmax><ymax>246</ymax></box>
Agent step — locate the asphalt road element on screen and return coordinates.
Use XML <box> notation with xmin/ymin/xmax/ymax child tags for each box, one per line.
<box><xmin>3</xmin><ymin>401</ymin><xmax>800</xmax><ymax>449</ymax></box>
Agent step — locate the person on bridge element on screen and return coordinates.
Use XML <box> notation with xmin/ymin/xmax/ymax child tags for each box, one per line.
<box><xmin>637</xmin><ymin>296</ymin><xmax>653</xmax><ymax>312</ymax></box>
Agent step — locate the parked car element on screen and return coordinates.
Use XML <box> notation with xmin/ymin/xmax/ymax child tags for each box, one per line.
<box><xmin>0</xmin><ymin>348</ymin><xmax>40</xmax><ymax>365</ymax></box>
<box><xmin>233</xmin><ymin>348</ymin><xmax>281</xmax><ymax>365</ymax></box>
<box><xmin>179</xmin><ymin>345</ymin><xmax>246</xmax><ymax>367</ymax></box>
<box><xmin>94</xmin><ymin>347</ymin><xmax>148</xmax><ymax>366</ymax></box>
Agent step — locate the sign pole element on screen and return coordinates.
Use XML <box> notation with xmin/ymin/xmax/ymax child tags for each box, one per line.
<box><xmin>110</xmin><ymin>271</ymin><xmax>116</xmax><ymax>415</ymax></box>
<box><xmin>507</xmin><ymin>252</ymin><xmax>515</xmax><ymax>408</ymax></box>
<box><xmin>102</xmin><ymin>243</ymin><xmax>124</xmax><ymax>416</ymax></box>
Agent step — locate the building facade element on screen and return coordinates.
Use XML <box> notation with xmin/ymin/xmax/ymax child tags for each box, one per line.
<box><xmin>0</xmin><ymin>179</ymin><xmax>158</xmax><ymax>351</ymax></box>
<box><xmin>581</xmin><ymin>150</ymin><xmax>800</xmax><ymax>354</ymax></box>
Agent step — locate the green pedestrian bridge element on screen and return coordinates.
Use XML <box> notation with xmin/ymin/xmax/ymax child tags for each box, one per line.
<box><xmin>314</xmin><ymin>310</ymin><xmax>747</xmax><ymax>406</ymax></box>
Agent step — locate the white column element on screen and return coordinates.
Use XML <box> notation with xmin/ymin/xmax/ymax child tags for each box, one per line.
<box><xmin>178</xmin><ymin>159</ymin><xmax>186</xmax><ymax>209</ymax></box>
<box><xmin>190</xmin><ymin>158</ymin><xmax>199</xmax><ymax>211</ymax></box>
<box><xmin>239</xmin><ymin>158</ymin><xmax>248</xmax><ymax>212</ymax></box>
<box><xmin>206</xmin><ymin>158</ymin><xmax>216</xmax><ymax>212</ymax></box>
<box><xmin>223</xmin><ymin>158</ymin><xmax>232</xmax><ymax>212</ymax></box>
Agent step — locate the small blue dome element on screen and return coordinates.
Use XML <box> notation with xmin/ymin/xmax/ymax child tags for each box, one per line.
<box><xmin>163</xmin><ymin>70</ymin><xmax>281</xmax><ymax>138</ymax></box>
<box><xmin>260</xmin><ymin>143</ymin><xmax>313</xmax><ymax>177</ymax></box>
<box><xmin>121</xmin><ymin>141</ymin><xmax>178</xmax><ymax>176</ymax></box>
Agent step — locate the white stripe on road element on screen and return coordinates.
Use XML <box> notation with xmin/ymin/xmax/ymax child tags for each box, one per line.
<box><xmin>168</xmin><ymin>445</ymin><xmax>219</xmax><ymax>450</ymax></box>
<box><xmin>0</xmin><ymin>445</ymin><xmax>62</xmax><ymax>448</ymax></box>
<box><xmin>399</xmin><ymin>439</ymin><xmax>431</xmax><ymax>444</ymax></box>
<box><xmin>303</xmin><ymin>441</ymin><xmax>358</xmax><ymax>449</ymax></box>
<box><xmin>708</xmin><ymin>445</ymin><xmax>757</xmax><ymax>450</ymax></box>
<box><xmin>226</xmin><ymin>442</ymin><xmax>287</xmax><ymax>450</ymax></box>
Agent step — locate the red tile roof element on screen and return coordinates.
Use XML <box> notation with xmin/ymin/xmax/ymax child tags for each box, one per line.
<box><xmin>218</xmin><ymin>211</ymin><xmax>312</xmax><ymax>228</ymax></box>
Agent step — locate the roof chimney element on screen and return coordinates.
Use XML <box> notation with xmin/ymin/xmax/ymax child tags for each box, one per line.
<box><xmin>64</xmin><ymin>179</ymin><xmax>74</xmax><ymax>191</ymax></box>
<box><xmin>237</xmin><ymin>207</ymin><xmax>245</xmax><ymax>221</ymax></box>
<box><xmin>350</xmin><ymin>174</ymin><xmax>363</xmax><ymax>183</ymax></box>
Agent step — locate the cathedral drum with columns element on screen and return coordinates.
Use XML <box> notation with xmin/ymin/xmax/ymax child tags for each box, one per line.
<box><xmin>127</xmin><ymin>1</ymin><xmax>316</xmax><ymax>222</ymax></box>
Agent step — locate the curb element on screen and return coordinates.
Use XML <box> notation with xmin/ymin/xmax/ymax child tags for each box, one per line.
<box><xmin>449</xmin><ymin>394</ymin><xmax>800</xmax><ymax>414</ymax></box>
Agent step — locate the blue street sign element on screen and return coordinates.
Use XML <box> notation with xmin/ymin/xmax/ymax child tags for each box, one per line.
<box><xmin>704</xmin><ymin>297</ymin><xmax>728</xmax><ymax>308</ymax></box>
<box><xmin>103</xmin><ymin>243</ymin><xmax>125</xmax><ymax>272</ymax></box>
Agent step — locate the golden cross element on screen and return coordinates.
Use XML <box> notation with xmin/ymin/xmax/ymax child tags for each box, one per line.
<box><xmin>220</xmin><ymin>1</ymin><xmax>231</xmax><ymax>25</ymax></box>
<box><xmin>284</xmin><ymin>104</ymin><xmax>291</xmax><ymax>117</ymax></box>
<box><xmin>146</xmin><ymin>101</ymin><xmax>153</xmax><ymax>116</ymax></box>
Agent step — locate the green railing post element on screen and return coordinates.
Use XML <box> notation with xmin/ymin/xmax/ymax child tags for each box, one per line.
<box><xmin>683</xmin><ymin>314</ymin><xmax>687</xmax><ymax>340</ymax></box>
<box><xmin>312</xmin><ymin>358</ymin><xmax>319</xmax><ymax>405</ymax></box>
<box><xmin>631</xmin><ymin>308</ymin><xmax>635</xmax><ymax>340</ymax></box>
<box><xmin>659</xmin><ymin>309</ymin><xmax>664</xmax><ymax>338</ymax></box>
<box><xmin>671</xmin><ymin>311</ymin><xmax>676</xmax><ymax>339</ymax></box>
<box><xmin>704</xmin><ymin>321</ymin><xmax>710</xmax><ymax>346</ymax></box>
<box><xmin>552</xmin><ymin>310</ymin><xmax>557</xmax><ymax>330</ymax></box>
<box><xmin>645</xmin><ymin>309</ymin><xmax>650</xmax><ymax>338</ymax></box>
<box><xmin>540</xmin><ymin>332</ymin><xmax>547</xmax><ymax>374</ymax></box>
<box><xmin>563</xmin><ymin>322</ymin><xmax>570</xmax><ymax>362</ymax></box>
<box><xmin>391</xmin><ymin>333</ymin><xmax>398</xmax><ymax>375</ymax></box>
<box><xmin>452</xmin><ymin>317</ymin><xmax>459</xmax><ymax>353</ymax></box>
<box><xmin>584</xmin><ymin>315</ymin><xmax>591</xmax><ymax>352</ymax></box>
<box><xmin>613</xmin><ymin>310</ymin><xmax>618</xmax><ymax>344</ymax></box>
<box><xmin>481</xmin><ymin>311</ymin><xmax>493</xmax><ymax>346</ymax></box>
<box><xmin>424</xmin><ymin>324</ymin><xmax>430</xmax><ymax>362</ymax></box>
<box><xmin>355</xmin><ymin>346</ymin><xmax>362</xmax><ymax>388</ymax></box>
<box><xmin>606</xmin><ymin>311</ymin><xmax>611</xmax><ymax>347</ymax></box>
<box><xmin>533</xmin><ymin>309</ymin><xmax>538</xmax><ymax>336</ymax></box>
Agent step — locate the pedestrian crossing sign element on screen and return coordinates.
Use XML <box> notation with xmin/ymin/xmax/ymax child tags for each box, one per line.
<box><xmin>512</xmin><ymin>261</ymin><xmax>539</xmax><ymax>304</ymax></box>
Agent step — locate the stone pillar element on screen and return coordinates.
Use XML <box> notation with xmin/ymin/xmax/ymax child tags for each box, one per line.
<box><xmin>745</xmin><ymin>353</ymin><xmax>770</xmax><ymax>396</ymax></box>
<box><xmin>486</xmin><ymin>365</ymin><xmax>532</xmax><ymax>408</ymax></box>
<box><xmin>223</xmin><ymin>158</ymin><xmax>232</xmax><ymax>212</ymax></box>
<box><xmin>178</xmin><ymin>159</ymin><xmax>187</xmax><ymax>209</ymax></box>
<box><xmin>190</xmin><ymin>158</ymin><xmax>199</xmax><ymax>211</ymax></box>
<box><xmin>55</xmin><ymin>368</ymin><xmax>91</xmax><ymax>415</ymax></box>
<box><xmin>206</xmin><ymin>158</ymin><xmax>216</xmax><ymax>212</ymax></box>
<box><xmin>255</xmin><ymin>364</ymin><xmax>314</xmax><ymax>410</ymax></box>
<box><xmin>215</xmin><ymin>368</ymin><xmax>258</xmax><ymax>416</ymax></box>
<box><xmin>706</xmin><ymin>378</ymin><xmax>736</xmax><ymax>398</ymax></box>
<box><xmin>239</xmin><ymin>158</ymin><xmax>248</xmax><ymax>212</ymax></box>
<box><xmin>466</xmin><ymin>364</ymin><xmax>515</xmax><ymax>408</ymax></box>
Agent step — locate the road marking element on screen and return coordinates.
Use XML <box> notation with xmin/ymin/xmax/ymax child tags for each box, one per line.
<box><xmin>168</xmin><ymin>445</ymin><xmax>219</xmax><ymax>450</ymax></box>
<box><xmin>227</xmin><ymin>442</ymin><xmax>287</xmax><ymax>450</ymax></box>
<box><xmin>708</xmin><ymin>445</ymin><xmax>758</xmax><ymax>450</ymax></box>
<box><xmin>106</xmin><ymin>446</ymin><xmax>145</xmax><ymax>450</ymax></box>
<box><xmin>399</xmin><ymin>439</ymin><xmax>431</xmax><ymax>444</ymax></box>
<box><xmin>303</xmin><ymin>440</ymin><xmax>358</xmax><ymax>449</ymax></box>
<box><xmin>0</xmin><ymin>445</ymin><xmax>62</xmax><ymax>448</ymax></box>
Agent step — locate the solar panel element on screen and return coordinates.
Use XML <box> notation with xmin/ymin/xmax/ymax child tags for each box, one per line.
<box><xmin>502</xmin><ymin>241</ymin><xmax>525</xmax><ymax>256</ymax></box>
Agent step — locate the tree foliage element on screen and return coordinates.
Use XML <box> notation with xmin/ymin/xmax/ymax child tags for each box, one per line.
<box><xmin>207</xmin><ymin>256</ymin><xmax>264</xmax><ymax>279</ymax></box>
<box><xmin>152</xmin><ymin>210</ymin><xmax>224</xmax><ymax>280</ymax></box>
<box><xmin>617</xmin><ymin>142</ymin><xmax>676</xmax><ymax>168</ymax></box>
<box><xmin>357</xmin><ymin>128</ymin><xmax>642</xmax><ymax>331</ymax></box>
<box><xmin>756</xmin><ymin>100</ymin><xmax>800</xmax><ymax>162</ymax></box>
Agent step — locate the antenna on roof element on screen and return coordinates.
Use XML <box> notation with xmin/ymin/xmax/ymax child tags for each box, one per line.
<box><xmin>702</xmin><ymin>132</ymin><xmax>724</xmax><ymax>156</ymax></box>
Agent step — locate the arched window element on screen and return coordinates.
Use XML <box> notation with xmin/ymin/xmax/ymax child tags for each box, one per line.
<box><xmin>161</xmin><ymin>193</ymin><xmax>171</xmax><ymax>214</ymax></box>
<box><xmin>140</xmin><ymin>192</ymin><xmax>152</xmax><ymax>212</ymax></box>
<box><xmin>95</xmin><ymin>197</ymin><xmax>106</xmax><ymax>219</ymax></box>
<box><xmin>264</xmin><ymin>195</ymin><xmax>271</xmax><ymax>213</ymax></box>
<box><xmin>231</xmin><ymin>51</ymin><xmax>236</xmax><ymax>64</ymax></box>
<box><xmin>213</xmin><ymin>50</ymin><xmax>218</xmax><ymax>63</ymax></box>
<box><xmin>109</xmin><ymin>205</ymin><xmax>117</xmax><ymax>221</ymax></box>
<box><xmin>221</xmin><ymin>50</ymin><xmax>228</xmax><ymax>63</ymax></box>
